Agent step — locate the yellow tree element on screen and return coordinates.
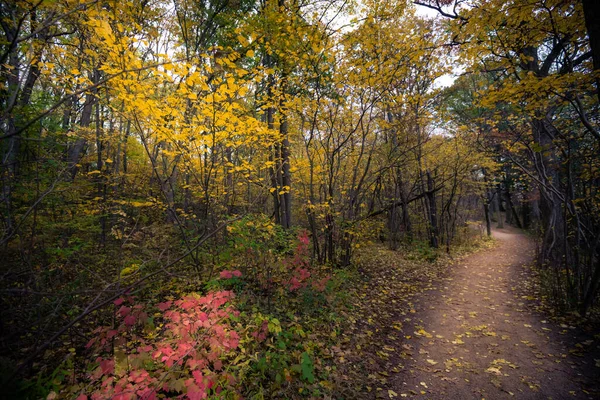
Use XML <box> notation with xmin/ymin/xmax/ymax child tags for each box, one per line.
<box><xmin>291</xmin><ymin>1</ymin><xmax>455</xmax><ymax>263</ymax></box>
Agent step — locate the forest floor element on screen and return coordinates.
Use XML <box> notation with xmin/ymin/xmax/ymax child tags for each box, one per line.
<box><xmin>336</xmin><ymin>226</ymin><xmax>600</xmax><ymax>399</ymax></box>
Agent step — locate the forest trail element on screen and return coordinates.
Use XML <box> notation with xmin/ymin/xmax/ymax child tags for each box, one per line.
<box><xmin>390</xmin><ymin>227</ymin><xmax>595</xmax><ymax>399</ymax></box>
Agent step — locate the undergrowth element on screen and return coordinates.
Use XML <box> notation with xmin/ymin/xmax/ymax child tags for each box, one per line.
<box><xmin>9</xmin><ymin>219</ymin><xmax>491</xmax><ymax>399</ymax></box>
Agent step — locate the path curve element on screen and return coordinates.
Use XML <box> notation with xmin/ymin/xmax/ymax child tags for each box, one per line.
<box><xmin>391</xmin><ymin>227</ymin><xmax>592</xmax><ymax>399</ymax></box>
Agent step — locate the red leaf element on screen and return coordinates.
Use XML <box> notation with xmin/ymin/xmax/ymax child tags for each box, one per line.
<box><xmin>213</xmin><ymin>359</ymin><xmax>223</xmax><ymax>371</ymax></box>
<box><xmin>192</xmin><ymin>370</ymin><xmax>204</xmax><ymax>384</ymax></box>
<box><xmin>124</xmin><ymin>315</ymin><xmax>136</xmax><ymax>327</ymax></box>
<box><xmin>137</xmin><ymin>388</ymin><xmax>156</xmax><ymax>400</ymax></box>
<box><xmin>289</xmin><ymin>277</ymin><xmax>302</xmax><ymax>291</ymax></box>
<box><xmin>157</xmin><ymin>301</ymin><xmax>172</xmax><ymax>311</ymax></box>
<box><xmin>219</xmin><ymin>270</ymin><xmax>233</xmax><ymax>279</ymax></box>
<box><xmin>113</xmin><ymin>298</ymin><xmax>124</xmax><ymax>306</ymax></box>
<box><xmin>227</xmin><ymin>331</ymin><xmax>240</xmax><ymax>348</ymax></box>
<box><xmin>185</xmin><ymin>382</ymin><xmax>206</xmax><ymax>400</ymax></box>
<box><xmin>118</xmin><ymin>306</ymin><xmax>131</xmax><ymax>317</ymax></box>
<box><xmin>107</xmin><ymin>330</ymin><xmax>118</xmax><ymax>339</ymax></box>
<box><xmin>179</xmin><ymin>300</ymin><xmax>196</xmax><ymax>310</ymax></box>
<box><xmin>99</xmin><ymin>358</ymin><xmax>114</xmax><ymax>375</ymax></box>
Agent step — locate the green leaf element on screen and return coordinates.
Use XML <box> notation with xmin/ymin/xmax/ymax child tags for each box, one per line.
<box><xmin>300</xmin><ymin>352</ymin><xmax>315</xmax><ymax>383</ymax></box>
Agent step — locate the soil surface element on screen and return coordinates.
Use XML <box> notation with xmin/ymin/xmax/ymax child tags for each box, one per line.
<box><xmin>390</xmin><ymin>226</ymin><xmax>598</xmax><ymax>399</ymax></box>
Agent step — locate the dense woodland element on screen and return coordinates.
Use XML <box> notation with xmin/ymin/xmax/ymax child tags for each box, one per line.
<box><xmin>1</xmin><ymin>0</ymin><xmax>599</xmax><ymax>398</ymax></box>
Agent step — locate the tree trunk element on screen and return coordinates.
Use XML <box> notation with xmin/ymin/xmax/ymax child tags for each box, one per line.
<box><xmin>522</xmin><ymin>197</ymin><xmax>531</xmax><ymax>229</ymax></box>
<box><xmin>495</xmin><ymin>187</ymin><xmax>504</xmax><ymax>229</ymax></box>
<box><xmin>532</xmin><ymin>118</ymin><xmax>564</xmax><ymax>268</ymax></box>
<box><xmin>426</xmin><ymin>171</ymin><xmax>439</xmax><ymax>248</ymax></box>
<box><xmin>280</xmin><ymin>113</ymin><xmax>291</xmax><ymax>229</ymax></box>
<box><xmin>582</xmin><ymin>0</ymin><xmax>600</xmax><ymax>103</ymax></box>
<box><xmin>67</xmin><ymin>69</ymin><xmax>98</xmax><ymax>180</ymax></box>
<box><xmin>505</xmin><ymin>185</ymin><xmax>523</xmax><ymax>229</ymax></box>
<box><xmin>483</xmin><ymin>192</ymin><xmax>492</xmax><ymax>236</ymax></box>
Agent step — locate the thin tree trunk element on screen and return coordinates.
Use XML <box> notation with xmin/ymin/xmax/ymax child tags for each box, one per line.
<box><xmin>495</xmin><ymin>187</ymin><xmax>504</xmax><ymax>229</ymax></box>
<box><xmin>280</xmin><ymin>113</ymin><xmax>291</xmax><ymax>229</ymax></box>
<box><xmin>426</xmin><ymin>171</ymin><xmax>439</xmax><ymax>248</ymax></box>
<box><xmin>505</xmin><ymin>186</ymin><xmax>523</xmax><ymax>229</ymax></box>
<box><xmin>483</xmin><ymin>192</ymin><xmax>492</xmax><ymax>236</ymax></box>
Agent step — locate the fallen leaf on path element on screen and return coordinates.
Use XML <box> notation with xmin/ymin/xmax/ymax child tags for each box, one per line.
<box><xmin>415</xmin><ymin>329</ymin><xmax>433</xmax><ymax>338</ymax></box>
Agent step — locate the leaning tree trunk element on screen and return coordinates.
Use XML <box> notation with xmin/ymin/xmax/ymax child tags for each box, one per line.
<box><xmin>531</xmin><ymin>118</ymin><xmax>565</xmax><ymax>269</ymax></box>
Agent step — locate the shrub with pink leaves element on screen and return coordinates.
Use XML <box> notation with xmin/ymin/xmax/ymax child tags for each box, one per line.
<box><xmin>77</xmin><ymin>291</ymin><xmax>241</xmax><ymax>399</ymax></box>
<box><xmin>284</xmin><ymin>230</ymin><xmax>330</xmax><ymax>293</ymax></box>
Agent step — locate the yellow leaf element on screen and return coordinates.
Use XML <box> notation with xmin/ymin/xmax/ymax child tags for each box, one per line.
<box><xmin>120</xmin><ymin>264</ymin><xmax>139</xmax><ymax>277</ymax></box>
<box><xmin>131</xmin><ymin>201</ymin><xmax>153</xmax><ymax>207</ymax></box>
<box><xmin>415</xmin><ymin>329</ymin><xmax>433</xmax><ymax>338</ymax></box>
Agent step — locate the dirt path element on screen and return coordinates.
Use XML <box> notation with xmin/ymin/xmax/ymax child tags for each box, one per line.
<box><xmin>390</xmin><ymin>227</ymin><xmax>595</xmax><ymax>399</ymax></box>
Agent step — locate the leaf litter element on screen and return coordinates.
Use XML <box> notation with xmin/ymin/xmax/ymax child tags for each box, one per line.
<box><xmin>330</xmin><ymin>228</ymin><xmax>600</xmax><ymax>398</ymax></box>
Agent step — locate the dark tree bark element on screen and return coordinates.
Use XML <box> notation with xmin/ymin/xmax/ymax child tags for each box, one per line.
<box><xmin>483</xmin><ymin>190</ymin><xmax>492</xmax><ymax>237</ymax></box>
<box><xmin>504</xmin><ymin>186</ymin><xmax>523</xmax><ymax>229</ymax></box>
<box><xmin>531</xmin><ymin>118</ymin><xmax>565</xmax><ymax>268</ymax></box>
<box><xmin>67</xmin><ymin>70</ymin><xmax>98</xmax><ymax>180</ymax></box>
<box><xmin>495</xmin><ymin>186</ymin><xmax>504</xmax><ymax>229</ymax></box>
<box><xmin>582</xmin><ymin>0</ymin><xmax>600</xmax><ymax>103</ymax></box>
<box><xmin>426</xmin><ymin>171</ymin><xmax>439</xmax><ymax>248</ymax></box>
